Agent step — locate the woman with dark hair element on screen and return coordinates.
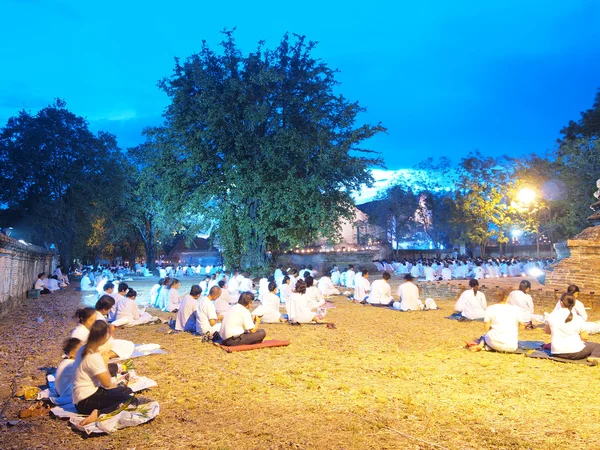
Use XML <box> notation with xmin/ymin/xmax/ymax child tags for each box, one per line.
<box><xmin>94</xmin><ymin>296</ymin><xmax>135</xmax><ymax>359</ymax></box>
<box><xmin>219</xmin><ymin>292</ymin><xmax>266</xmax><ymax>346</ymax></box>
<box><xmin>279</xmin><ymin>276</ymin><xmax>292</xmax><ymax>306</ymax></box>
<box><xmin>72</xmin><ymin>320</ymin><xmax>134</xmax><ymax>425</ymax></box>
<box><xmin>165</xmin><ymin>278</ymin><xmax>181</xmax><ymax>312</ymax></box>
<box><xmin>287</xmin><ymin>280</ymin><xmax>325</xmax><ymax>324</ymax></box>
<box><xmin>115</xmin><ymin>289</ymin><xmax>155</xmax><ymax>326</ymax></box>
<box><xmin>261</xmin><ymin>282</ymin><xmax>285</xmax><ymax>323</ymax></box>
<box><xmin>71</xmin><ymin>307</ymin><xmax>98</xmax><ymax>342</ymax></box>
<box><xmin>545</xmin><ymin>293</ymin><xmax>600</xmax><ymax>363</ymax></box>
<box><xmin>54</xmin><ymin>337</ymin><xmax>83</xmax><ymax>403</ymax></box>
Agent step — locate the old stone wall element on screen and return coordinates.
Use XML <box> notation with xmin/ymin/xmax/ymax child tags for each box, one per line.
<box><xmin>418</xmin><ymin>280</ymin><xmax>600</xmax><ymax>311</ymax></box>
<box><xmin>0</xmin><ymin>234</ymin><xmax>55</xmax><ymax>317</ymax></box>
<box><xmin>545</xmin><ymin>226</ymin><xmax>600</xmax><ymax>292</ymax></box>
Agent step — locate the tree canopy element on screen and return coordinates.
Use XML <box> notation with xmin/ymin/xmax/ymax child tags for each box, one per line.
<box><xmin>158</xmin><ymin>31</ymin><xmax>385</xmax><ymax>268</ymax></box>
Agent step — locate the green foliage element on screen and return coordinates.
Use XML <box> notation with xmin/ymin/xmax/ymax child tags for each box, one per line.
<box><xmin>0</xmin><ymin>99</ymin><xmax>127</xmax><ymax>266</ymax></box>
<box><xmin>158</xmin><ymin>30</ymin><xmax>385</xmax><ymax>269</ymax></box>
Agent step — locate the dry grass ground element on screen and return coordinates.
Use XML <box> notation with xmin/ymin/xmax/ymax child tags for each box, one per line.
<box><xmin>1</xmin><ymin>275</ymin><xmax>600</xmax><ymax>450</ymax></box>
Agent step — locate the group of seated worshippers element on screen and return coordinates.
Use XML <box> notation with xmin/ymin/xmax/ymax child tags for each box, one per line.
<box><xmin>148</xmin><ymin>277</ymin><xmax>184</xmax><ymax>313</ymax></box>
<box><xmin>174</xmin><ymin>284</ymin><xmax>267</xmax><ymax>346</ymax></box>
<box><xmin>98</xmin><ymin>282</ymin><xmax>156</xmax><ymax>326</ymax></box>
<box><xmin>465</xmin><ymin>283</ymin><xmax>600</xmax><ymax>361</ymax></box>
<box><xmin>372</xmin><ymin>257</ymin><xmax>553</xmax><ymax>281</ymax></box>
<box><xmin>33</xmin><ymin>270</ymin><xmax>69</xmax><ymax>295</ymax></box>
<box><xmin>54</xmin><ymin>296</ymin><xmax>138</xmax><ymax>424</ymax></box>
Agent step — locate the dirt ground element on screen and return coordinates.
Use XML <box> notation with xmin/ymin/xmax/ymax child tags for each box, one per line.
<box><xmin>1</xmin><ymin>275</ymin><xmax>600</xmax><ymax>450</ymax></box>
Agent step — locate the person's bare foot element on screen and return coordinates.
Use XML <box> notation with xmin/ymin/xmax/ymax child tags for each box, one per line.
<box><xmin>469</xmin><ymin>342</ymin><xmax>485</xmax><ymax>352</ymax></box>
<box><xmin>587</xmin><ymin>357</ymin><xmax>600</xmax><ymax>365</ymax></box>
<box><xmin>80</xmin><ymin>409</ymin><xmax>99</xmax><ymax>426</ymax></box>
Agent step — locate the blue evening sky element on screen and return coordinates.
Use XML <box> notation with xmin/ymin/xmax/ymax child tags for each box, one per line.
<box><xmin>1</xmin><ymin>0</ymin><xmax>599</xmax><ymax>170</ymax></box>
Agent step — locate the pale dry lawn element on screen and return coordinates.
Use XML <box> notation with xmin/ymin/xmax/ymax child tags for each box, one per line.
<box><xmin>1</xmin><ymin>275</ymin><xmax>600</xmax><ymax>450</ymax></box>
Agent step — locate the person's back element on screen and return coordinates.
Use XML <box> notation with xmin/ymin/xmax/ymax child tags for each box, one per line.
<box><xmin>176</xmin><ymin>286</ymin><xmax>201</xmax><ymax>332</ymax></box>
<box><xmin>80</xmin><ymin>275</ymin><xmax>93</xmax><ymax>291</ymax></box>
<box><xmin>261</xmin><ymin>291</ymin><xmax>282</xmax><ymax>323</ymax></box>
<box><xmin>346</xmin><ymin>269</ymin><xmax>356</xmax><ymax>288</ymax></box>
<box><xmin>214</xmin><ymin>290</ymin><xmax>233</xmax><ymax>315</ymax></box>
<box><xmin>398</xmin><ymin>280</ymin><xmax>420</xmax><ymax>311</ymax></box>
<box><xmin>115</xmin><ymin>297</ymin><xmax>138</xmax><ymax>322</ymax></box>
<box><xmin>441</xmin><ymin>267</ymin><xmax>452</xmax><ymax>281</ymax></box>
<box><xmin>483</xmin><ymin>303</ymin><xmax>523</xmax><ymax>352</ymax></box>
<box><xmin>546</xmin><ymin>307</ymin><xmax>585</xmax><ymax>355</ymax></box>
<box><xmin>506</xmin><ymin>289</ymin><xmax>534</xmax><ymax>322</ymax></box>
<box><xmin>353</xmin><ymin>275</ymin><xmax>370</xmax><ymax>302</ymax></box>
<box><xmin>424</xmin><ymin>266</ymin><xmax>435</xmax><ymax>282</ymax></box>
<box><xmin>368</xmin><ymin>278</ymin><xmax>392</xmax><ymax>305</ymax></box>
<box><xmin>456</xmin><ymin>288</ymin><xmax>487</xmax><ymax>320</ymax></box>
<box><xmin>220</xmin><ymin>303</ymin><xmax>251</xmax><ymax>340</ymax></box>
<box><xmin>196</xmin><ymin>296</ymin><xmax>218</xmax><ymax>335</ymax></box>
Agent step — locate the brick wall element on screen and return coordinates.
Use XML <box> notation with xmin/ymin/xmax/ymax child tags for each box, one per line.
<box><xmin>418</xmin><ymin>280</ymin><xmax>600</xmax><ymax>312</ymax></box>
<box><xmin>546</xmin><ymin>226</ymin><xmax>600</xmax><ymax>292</ymax></box>
<box><xmin>0</xmin><ymin>234</ymin><xmax>55</xmax><ymax>317</ymax></box>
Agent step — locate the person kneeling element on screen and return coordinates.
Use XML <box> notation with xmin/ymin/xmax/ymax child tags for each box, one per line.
<box><xmin>72</xmin><ymin>320</ymin><xmax>134</xmax><ymax>425</ymax></box>
<box><xmin>220</xmin><ymin>292</ymin><xmax>266</xmax><ymax>346</ymax></box>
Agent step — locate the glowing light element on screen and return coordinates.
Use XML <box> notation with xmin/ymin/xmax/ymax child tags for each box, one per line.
<box><xmin>511</xmin><ymin>229</ymin><xmax>522</xmax><ymax>238</ymax></box>
<box><xmin>517</xmin><ymin>188</ymin><xmax>536</xmax><ymax>205</ymax></box>
<box><xmin>528</xmin><ymin>268</ymin><xmax>544</xmax><ymax>277</ymax></box>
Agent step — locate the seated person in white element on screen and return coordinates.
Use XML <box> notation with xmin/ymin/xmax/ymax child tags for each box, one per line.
<box><xmin>353</xmin><ymin>269</ymin><xmax>371</xmax><ymax>303</ymax></box>
<box><xmin>345</xmin><ymin>266</ymin><xmax>356</xmax><ymax>288</ymax></box>
<box><xmin>149</xmin><ymin>280</ymin><xmax>161</xmax><ymax>307</ymax></box>
<box><xmin>54</xmin><ymin>266</ymin><xmax>70</xmax><ymax>285</ymax></box>
<box><xmin>71</xmin><ymin>307</ymin><xmax>99</xmax><ymax>343</ymax></box>
<box><xmin>214</xmin><ymin>281</ymin><xmax>234</xmax><ymax>315</ymax></box>
<box><xmin>424</xmin><ymin>265</ymin><xmax>436</xmax><ymax>282</ymax></box>
<box><xmin>506</xmin><ymin>280</ymin><xmax>535</xmax><ymax>323</ymax></box>
<box><xmin>53</xmin><ymin>337</ymin><xmax>84</xmax><ymax>405</ymax></box>
<box><xmin>454</xmin><ymin>279</ymin><xmax>487</xmax><ymax>320</ymax></box>
<box><xmin>545</xmin><ymin>293</ymin><xmax>600</xmax><ymax>362</ymax></box>
<box><xmin>441</xmin><ymin>265</ymin><xmax>452</xmax><ymax>281</ymax></box>
<box><xmin>279</xmin><ymin>276</ymin><xmax>292</xmax><ymax>306</ymax></box>
<box><xmin>46</xmin><ymin>275</ymin><xmax>61</xmax><ymax>291</ymax></box>
<box><xmin>288</xmin><ymin>270</ymin><xmax>298</xmax><ymax>291</ymax></box>
<box><xmin>558</xmin><ymin>285</ymin><xmax>600</xmax><ymax>334</ymax></box>
<box><xmin>115</xmin><ymin>289</ymin><xmax>155</xmax><ymax>326</ymax></box>
<box><xmin>330</xmin><ymin>267</ymin><xmax>341</xmax><ymax>285</ymax></box>
<box><xmin>287</xmin><ymin>280</ymin><xmax>325</xmax><ymax>324</ymax></box>
<box><xmin>155</xmin><ymin>277</ymin><xmax>171</xmax><ymax>310</ymax></box>
<box><xmin>239</xmin><ymin>273</ymin><xmax>254</xmax><ymax>293</ymax></box>
<box><xmin>258</xmin><ymin>277</ymin><xmax>270</xmax><ymax>302</ymax></box>
<box><xmin>93</xmin><ymin>297</ymin><xmax>135</xmax><ymax>359</ymax></box>
<box><xmin>34</xmin><ymin>273</ymin><xmax>51</xmax><ymax>294</ymax></box>
<box><xmin>468</xmin><ymin>293</ymin><xmax>525</xmax><ymax>352</ymax></box>
<box><xmin>473</xmin><ymin>264</ymin><xmax>484</xmax><ymax>280</ymax></box>
<box><xmin>72</xmin><ymin>320</ymin><xmax>134</xmax><ymax>425</ymax></box>
<box><xmin>199</xmin><ymin>276</ymin><xmax>211</xmax><ymax>295</ymax></box>
<box><xmin>80</xmin><ymin>272</ymin><xmax>95</xmax><ymax>291</ymax></box>
<box><xmin>305</xmin><ymin>276</ymin><xmax>325</xmax><ymax>309</ymax></box>
<box><xmin>196</xmin><ymin>286</ymin><xmax>223</xmax><ymax>338</ymax></box>
<box><xmin>108</xmin><ymin>282</ymin><xmax>129</xmax><ymax>322</ymax></box>
<box><xmin>393</xmin><ymin>274</ymin><xmax>423</xmax><ymax>311</ymax></box>
<box><xmin>367</xmin><ymin>271</ymin><xmax>394</xmax><ymax>306</ymax></box>
<box><xmin>175</xmin><ymin>285</ymin><xmax>202</xmax><ymax>332</ymax></box>
<box><xmin>164</xmin><ymin>279</ymin><xmax>182</xmax><ymax>312</ymax></box>
<box><xmin>261</xmin><ymin>282</ymin><xmax>285</xmax><ymax>323</ymax></box>
<box><xmin>318</xmin><ymin>275</ymin><xmax>340</xmax><ymax>297</ymax></box>
<box><xmin>220</xmin><ymin>292</ymin><xmax>266</xmax><ymax>346</ymax></box>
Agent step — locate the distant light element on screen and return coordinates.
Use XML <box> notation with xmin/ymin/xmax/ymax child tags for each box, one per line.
<box><xmin>18</xmin><ymin>239</ymin><xmax>29</xmax><ymax>245</ymax></box>
<box><xmin>517</xmin><ymin>188</ymin><xmax>536</xmax><ymax>205</ymax></box>
<box><xmin>528</xmin><ymin>268</ymin><xmax>544</xmax><ymax>277</ymax></box>
<box><xmin>511</xmin><ymin>229</ymin><xmax>522</xmax><ymax>238</ymax></box>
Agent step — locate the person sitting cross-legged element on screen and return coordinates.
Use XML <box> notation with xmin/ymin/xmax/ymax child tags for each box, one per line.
<box><xmin>367</xmin><ymin>271</ymin><xmax>394</xmax><ymax>306</ymax></box>
<box><xmin>468</xmin><ymin>292</ymin><xmax>526</xmax><ymax>352</ymax></box>
<box><xmin>454</xmin><ymin>279</ymin><xmax>487</xmax><ymax>320</ymax></box>
<box><xmin>196</xmin><ymin>286</ymin><xmax>223</xmax><ymax>340</ymax></box>
<box><xmin>220</xmin><ymin>292</ymin><xmax>266</xmax><ymax>346</ymax></box>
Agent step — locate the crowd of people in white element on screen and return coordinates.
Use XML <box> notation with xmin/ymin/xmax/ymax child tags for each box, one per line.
<box><xmin>37</xmin><ymin>254</ymin><xmax>600</xmax><ymax>424</ymax></box>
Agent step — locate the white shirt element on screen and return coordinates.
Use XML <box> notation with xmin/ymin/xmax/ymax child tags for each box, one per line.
<box><xmin>506</xmin><ymin>290</ymin><xmax>534</xmax><ymax>322</ymax></box>
<box><xmin>115</xmin><ymin>297</ymin><xmax>140</xmax><ymax>322</ymax></box>
<box><xmin>483</xmin><ymin>303</ymin><xmax>523</xmax><ymax>352</ymax></box>
<box><xmin>398</xmin><ymin>281</ymin><xmax>421</xmax><ymax>311</ymax></box>
<box><xmin>552</xmin><ymin>299</ymin><xmax>587</xmax><ymax>321</ymax></box>
<box><xmin>305</xmin><ymin>286</ymin><xmax>325</xmax><ymax>309</ymax></box>
<box><xmin>35</xmin><ymin>278</ymin><xmax>45</xmax><ymax>290</ymax></box>
<box><xmin>149</xmin><ymin>284</ymin><xmax>160</xmax><ymax>305</ymax></box>
<box><xmin>346</xmin><ymin>270</ymin><xmax>356</xmax><ymax>287</ymax></box>
<box><xmin>47</xmin><ymin>278</ymin><xmax>60</xmax><ymax>291</ymax></box>
<box><xmin>55</xmin><ymin>358</ymin><xmax>76</xmax><ymax>397</ymax></box>
<box><xmin>72</xmin><ymin>351</ymin><xmax>109</xmax><ymax>405</ymax></box>
<box><xmin>261</xmin><ymin>292</ymin><xmax>282</xmax><ymax>323</ymax></box>
<box><xmin>215</xmin><ymin>290</ymin><xmax>233</xmax><ymax>315</ymax></box>
<box><xmin>196</xmin><ymin>297</ymin><xmax>218</xmax><ymax>334</ymax></box>
<box><xmin>368</xmin><ymin>279</ymin><xmax>393</xmax><ymax>305</ymax></box>
<box><xmin>220</xmin><ymin>304</ymin><xmax>254</xmax><ymax>339</ymax></box>
<box><xmin>166</xmin><ymin>288</ymin><xmax>181</xmax><ymax>312</ymax></box>
<box><xmin>279</xmin><ymin>284</ymin><xmax>292</xmax><ymax>303</ymax></box>
<box><xmin>547</xmin><ymin>308</ymin><xmax>586</xmax><ymax>355</ymax></box>
<box><xmin>239</xmin><ymin>277</ymin><xmax>253</xmax><ymax>292</ymax></box>
<box><xmin>354</xmin><ymin>276</ymin><xmax>371</xmax><ymax>302</ymax></box>
<box><xmin>424</xmin><ymin>267</ymin><xmax>435</xmax><ymax>281</ymax></box>
<box><xmin>287</xmin><ymin>292</ymin><xmax>315</xmax><ymax>323</ymax></box>
<box><xmin>441</xmin><ymin>268</ymin><xmax>452</xmax><ymax>281</ymax></box>
<box><xmin>71</xmin><ymin>324</ymin><xmax>90</xmax><ymax>343</ymax></box>
<box><xmin>175</xmin><ymin>294</ymin><xmax>199</xmax><ymax>332</ymax></box>
<box><xmin>454</xmin><ymin>289</ymin><xmax>487</xmax><ymax>320</ymax></box>
<box><xmin>80</xmin><ymin>276</ymin><xmax>93</xmax><ymax>291</ymax></box>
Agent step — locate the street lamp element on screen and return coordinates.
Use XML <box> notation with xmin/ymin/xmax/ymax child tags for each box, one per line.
<box><xmin>517</xmin><ymin>188</ymin><xmax>536</xmax><ymax>205</ymax></box>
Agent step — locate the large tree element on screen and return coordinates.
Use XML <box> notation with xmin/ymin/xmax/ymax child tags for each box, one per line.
<box><xmin>0</xmin><ymin>99</ymin><xmax>126</xmax><ymax>266</ymax></box>
<box><xmin>158</xmin><ymin>31</ymin><xmax>385</xmax><ymax>269</ymax></box>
